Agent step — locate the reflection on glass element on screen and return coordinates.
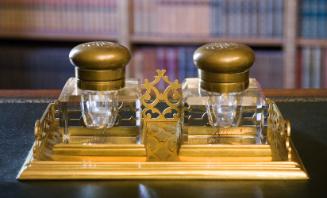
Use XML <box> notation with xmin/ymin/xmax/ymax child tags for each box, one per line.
<box><xmin>206</xmin><ymin>92</ymin><xmax>242</xmax><ymax>127</ymax></box>
<box><xmin>80</xmin><ymin>90</ymin><xmax>118</xmax><ymax>129</ymax></box>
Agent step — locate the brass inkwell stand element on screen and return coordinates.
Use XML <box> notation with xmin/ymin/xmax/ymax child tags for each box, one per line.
<box><xmin>18</xmin><ymin>41</ymin><xmax>308</xmax><ymax>180</ymax></box>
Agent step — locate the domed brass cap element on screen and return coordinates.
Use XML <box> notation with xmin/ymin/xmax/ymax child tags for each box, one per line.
<box><xmin>69</xmin><ymin>41</ymin><xmax>131</xmax><ymax>91</ymax></box>
<box><xmin>193</xmin><ymin>42</ymin><xmax>255</xmax><ymax>93</ymax></box>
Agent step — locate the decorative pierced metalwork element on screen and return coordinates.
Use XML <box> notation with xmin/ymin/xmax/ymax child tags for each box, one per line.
<box><xmin>141</xmin><ymin>70</ymin><xmax>182</xmax><ymax>161</ymax></box>
<box><xmin>33</xmin><ymin>103</ymin><xmax>61</xmax><ymax>160</ymax></box>
<box><xmin>267</xmin><ymin>99</ymin><xmax>292</xmax><ymax>161</ymax></box>
<box><xmin>141</xmin><ymin>70</ymin><xmax>182</xmax><ymax>121</ymax></box>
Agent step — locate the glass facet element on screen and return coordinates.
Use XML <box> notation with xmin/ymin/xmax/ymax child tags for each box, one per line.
<box><xmin>206</xmin><ymin>92</ymin><xmax>242</xmax><ymax>128</ymax></box>
<box><xmin>80</xmin><ymin>90</ymin><xmax>118</xmax><ymax>129</ymax></box>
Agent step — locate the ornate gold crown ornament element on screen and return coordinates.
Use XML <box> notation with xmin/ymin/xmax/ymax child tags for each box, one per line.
<box><xmin>17</xmin><ymin>41</ymin><xmax>308</xmax><ymax>180</ymax></box>
<box><xmin>141</xmin><ymin>70</ymin><xmax>182</xmax><ymax>161</ymax></box>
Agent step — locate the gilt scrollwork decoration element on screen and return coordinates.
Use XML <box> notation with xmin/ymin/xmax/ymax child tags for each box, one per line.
<box><xmin>141</xmin><ymin>70</ymin><xmax>182</xmax><ymax>161</ymax></box>
<box><xmin>33</xmin><ymin>102</ymin><xmax>61</xmax><ymax>160</ymax></box>
<box><xmin>267</xmin><ymin>99</ymin><xmax>292</xmax><ymax>161</ymax></box>
<box><xmin>141</xmin><ymin>69</ymin><xmax>182</xmax><ymax>121</ymax></box>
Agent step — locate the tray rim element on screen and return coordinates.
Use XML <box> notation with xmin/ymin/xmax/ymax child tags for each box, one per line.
<box><xmin>17</xmin><ymin>140</ymin><xmax>309</xmax><ymax>180</ymax></box>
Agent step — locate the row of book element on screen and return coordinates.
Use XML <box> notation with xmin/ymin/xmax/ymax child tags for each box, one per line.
<box><xmin>130</xmin><ymin>46</ymin><xmax>198</xmax><ymax>82</ymax></box>
<box><xmin>134</xmin><ymin>0</ymin><xmax>284</xmax><ymax>38</ymax></box>
<box><xmin>2</xmin><ymin>43</ymin><xmax>326</xmax><ymax>89</ymax></box>
<box><xmin>250</xmin><ymin>50</ymin><xmax>283</xmax><ymax>88</ymax></box>
<box><xmin>299</xmin><ymin>47</ymin><xmax>327</xmax><ymax>88</ymax></box>
<box><xmin>0</xmin><ymin>43</ymin><xmax>73</xmax><ymax>89</ymax></box>
<box><xmin>212</xmin><ymin>0</ymin><xmax>284</xmax><ymax>38</ymax></box>
<box><xmin>300</xmin><ymin>0</ymin><xmax>327</xmax><ymax>39</ymax></box>
<box><xmin>130</xmin><ymin>46</ymin><xmax>284</xmax><ymax>88</ymax></box>
<box><xmin>2</xmin><ymin>0</ymin><xmax>327</xmax><ymax>40</ymax></box>
<box><xmin>0</xmin><ymin>0</ymin><xmax>118</xmax><ymax>36</ymax></box>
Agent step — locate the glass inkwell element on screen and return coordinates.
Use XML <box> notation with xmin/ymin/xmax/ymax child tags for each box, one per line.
<box><xmin>183</xmin><ymin>42</ymin><xmax>267</xmax><ymax>145</ymax></box>
<box><xmin>58</xmin><ymin>41</ymin><xmax>142</xmax><ymax>145</ymax></box>
<box><xmin>53</xmin><ymin>41</ymin><xmax>141</xmax><ymax>153</ymax></box>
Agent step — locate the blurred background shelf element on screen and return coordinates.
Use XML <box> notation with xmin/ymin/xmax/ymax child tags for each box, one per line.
<box><xmin>131</xmin><ymin>36</ymin><xmax>283</xmax><ymax>46</ymax></box>
<box><xmin>297</xmin><ymin>39</ymin><xmax>327</xmax><ymax>47</ymax></box>
<box><xmin>0</xmin><ymin>0</ymin><xmax>326</xmax><ymax>89</ymax></box>
<box><xmin>0</xmin><ymin>32</ymin><xmax>118</xmax><ymax>42</ymax></box>
<box><xmin>2</xmin><ymin>89</ymin><xmax>327</xmax><ymax>98</ymax></box>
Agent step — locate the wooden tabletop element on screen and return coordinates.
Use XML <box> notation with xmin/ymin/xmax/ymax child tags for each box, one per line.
<box><xmin>0</xmin><ymin>89</ymin><xmax>327</xmax><ymax>98</ymax></box>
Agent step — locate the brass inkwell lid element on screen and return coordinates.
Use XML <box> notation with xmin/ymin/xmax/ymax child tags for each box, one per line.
<box><xmin>194</xmin><ymin>42</ymin><xmax>254</xmax><ymax>93</ymax></box>
<box><xmin>69</xmin><ymin>41</ymin><xmax>131</xmax><ymax>91</ymax></box>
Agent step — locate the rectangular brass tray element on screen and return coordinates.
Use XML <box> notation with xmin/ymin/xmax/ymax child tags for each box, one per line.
<box><xmin>17</xmin><ymin>70</ymin><xmax>308</xmax><ymax>180</ymax></box>
<box><xmin>18</xmin><ymin>143</ymin><xmax>307</xmax><ymax>180</ymax></box>
<box><xmin>17</xmin><ymin>100</ymin><xmax>308</xmax><ymax>180</ymax></box>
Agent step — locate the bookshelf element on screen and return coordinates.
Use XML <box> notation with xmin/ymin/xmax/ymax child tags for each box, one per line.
<box><xmin>0</xmin><ymin>0</ymin><xmax>326</xmax><ymax>88</ymax></box>
<box><xmin>131</xmin><ymin>35</ymin><xmax>283</xmax><ymax>46</ymax></box>
<box><xmin>298</xmin><ymin>39</ymin><xmax>327</xmax><ymax>47</ymax></box>
<box><xmin>0</xmin><ymin>31</ymin><xmax>118</xmax><ymax>42</ymax></box>
<box><xmin>283</xmin><ymin>0</ymin><xmax>298</xmax><ymax>88</ymax></box>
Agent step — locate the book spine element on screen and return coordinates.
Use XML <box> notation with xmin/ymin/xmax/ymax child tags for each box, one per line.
<box><xmin>189</xmin><ymin>47</ymin><xmax>197</xmax><ymax>77</ymax></box>
<box><xmin>226</xmin><ymin>0</ymin><xmax>232</xmax><ymax>36</ymax></box>
<box><xmin>249</xmin><ymin>0</ymin><xmax>258</xmax><ymax>37</ymax></box>
<box><xmin>324</xmin><ymin>49</ymin><xmax>327</xmax><ymax>87</ymax></box>
<box><xmin>186</xmin><ymin>47</ymin><xmax>192</xmax><ymax>77</ymax></box>
<box><xmin>317</xmin><ymin>0</ymin><xmax>324</xmax><ymax>38</ymax></box>
<box><xmin>250</xmin><ymin>50</ymin><xmax>283</xmax><ymax>88</ymax></box>
<box><xmin>144</xmin><ymin>48</ymin><xmax>155</xmax><ymax>79</ymax></box>
<box><xmin>242</xmin><ymin>0</ymin><xmax>249</xmax><ymax>37</ymax></box>
<box><xmin>218</xmin><ymin>0</ymin><xmax>226</xmax><ymax>36</ymax></box>
<box><xmin>178</xmin><ymin>47</ymin><xmax>186</xmax><ymax>81</ymax></box>
<box><xmin>135</xmin><ymin>49</ymin><xmax>145</xmax><ymax>80</ymax></box>
<box><xmin>210</xmin><ymin>0</ymin><xmax>215</xmax><ymax>36</ymax></box>
<box><xmin>167</xmin><ymin>47</ymin><xmax>176</xmax><ymax>80</ymax></box>
<box><xmin>312</xmin><ymin>47</ymin><xmax>322</xmax><ymax>88</ymax></box>
<box><xmin>142</xmin><ymin>0</ymin><xmax>149</xmax><ymax>35</ymax></box>
<box><xmin>301</xmin><ymin>0</ymin><xmax>308</xmax><ymax>38</ymax></box>
<box><xmin>302</xmin><ymin>47</ymin><xmax>311</xmax><ymax>88</ymax></box>
<box><xmin>275</xmin><ymin>0</ymin><xmax>283</xmax><ymax>38</ymax></box>
<box><xmin>203</xmin><ymin>0</ymin><xmax>210</xmax><ymax>36</ymax></box>
<box><xmin>310</xmin><ymin>0</ymin><xmax>318</xmax><ymax>38</ymax></box>
<box><xmin>325</xmin><ymin>1</ymin><xmax>327</xmax><ymax>38</ymax></box>
<box><xmin>258</xmin><ymin>0</ymin><xmax>265</xmax><ymax>37</ymax></box>
<box><xmin>133</xmin><ymin>0</ymin><xmax>140</xmax><ymax>35</ymax></box>
<box><xmin>266</xmin><ymin>0</ymin><xmax>273</xmax><ymax>38</ymax></box>
<box><xmin>296</xmin><ymin>47</ymin><xmax>302</xmax><ymax>88</ymax></box>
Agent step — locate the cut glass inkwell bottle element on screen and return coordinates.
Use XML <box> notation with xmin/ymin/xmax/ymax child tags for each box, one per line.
<box><xmin>58</xmin><ymin>41</ymin><xmax>141</xmax><ymax>144</ymax></box>
<box><xmin>183</xmin><ymin>42</ymin><xmax>267</xmax><ymax>144</ymax></box>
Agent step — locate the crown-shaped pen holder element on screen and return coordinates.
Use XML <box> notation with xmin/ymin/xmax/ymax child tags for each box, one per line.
<box><xmin>142</xmin><ymin>70</ymin><xmax>182</xmax><ymax>161</ymax></box>
<box><xmin>17</xmin><ymin>42</ymin><xmax>308</xmax><ymax>180</ymax></box>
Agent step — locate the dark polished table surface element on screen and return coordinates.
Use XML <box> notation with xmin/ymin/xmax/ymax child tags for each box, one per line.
<box><xmin>1</xmin><ymin>90</ymin><xmax>327</xmax><ymax>198</ymax></box>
